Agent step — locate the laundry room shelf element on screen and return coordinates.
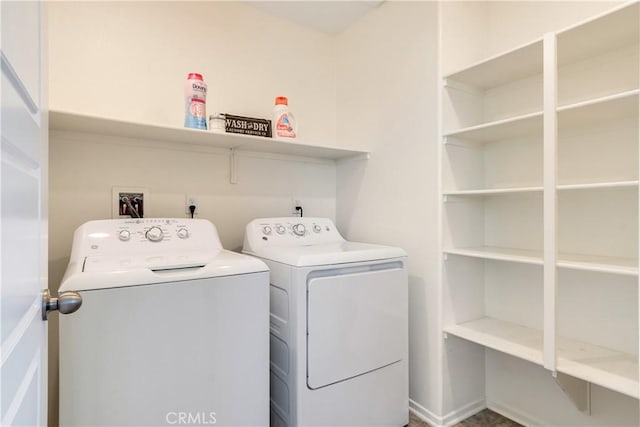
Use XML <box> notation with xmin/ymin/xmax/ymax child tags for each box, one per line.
<box><xmin>444</xmin><ymin>317</ymin><xmax>544</xmax><ymax>365</ymax></box>
<box><xmin>443</xmin><ymin>186</ymin><xmax>543</xmax><ymax>196</ymax></box>
<box><xmin>557</xmin><ymin>180</ymin><xmax>639</xmax><ymax>191</ymax></box>
<box><xmin>49</xmin><ymin>110</ymin><xmax>369</xmax><ymax>161</ymax></box>
<box><xmin>557</xmin><ymin>90</ymin><xmax>639</xmax><ymax>128</ymax></box>
<box><xmin>444</xmin><ymin>317</ymin><xmax>639</xmax><ymax>399</ymax></box>
<box><xmin>444</xmin><ymin>38</ymin><xmax>543</xmax><ymax>90</ymax></box>
<box><xmin>444</xmin><ymin>246</ymin><xmax>543</xmax><ymax>266</ymax></box>
<box><xmin>443</xmin><ymin>111</ymin><xmax>543</xmax><ymax>143</ymax></box>
<box><xmin>557</xmin><ymin>253</ymin><xmax>638</xmax><ymax>276</ymax></box>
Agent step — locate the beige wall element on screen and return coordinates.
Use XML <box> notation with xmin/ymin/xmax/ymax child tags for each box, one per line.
<box><xmin>47</xmin><ymin>1</ymin><xmax>337</xmax><ymax>144</ymax></box>
<box><xmin>335</xmin><ymin>0</ymin><xmax>440</xmax><ymax>419</ymax></box>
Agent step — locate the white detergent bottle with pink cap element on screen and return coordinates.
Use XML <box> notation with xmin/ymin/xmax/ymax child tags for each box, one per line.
<box><xmin>273</xmin><ymin>96</ymin><xmax>297</xmax><ymax>139</ymax></box>
<box><xmin>184</xmin><ymin>73</ymin><xmax>208</xmax><ymax>130</ymax></box>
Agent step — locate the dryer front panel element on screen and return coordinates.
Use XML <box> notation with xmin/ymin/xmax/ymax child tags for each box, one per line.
<box><xmin>306</xmin><ymin>265</ymin><xmax>405</xmax><ymax>389</ymax></box>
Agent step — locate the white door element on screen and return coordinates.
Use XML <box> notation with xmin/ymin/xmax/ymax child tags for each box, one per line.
<box><xmin>1</xmin><ymin>0</ymin><xmax>48</xmax><ymax>425</ymax></box>
<box><xmin>306</xmin><ymin>267</ymin><xmax>406</xmax><ymax>389</ymax></box>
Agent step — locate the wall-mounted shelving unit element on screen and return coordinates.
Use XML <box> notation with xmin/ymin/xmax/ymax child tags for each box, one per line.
<box><xmin>441</xmin><ymin>0</ymin><xmax>639</xmax><ymax>407</ymax></box>
<box><xmin>49</xmin><ymin>110</ymin><xmax>369</xmax><ymax>161</ymax></box>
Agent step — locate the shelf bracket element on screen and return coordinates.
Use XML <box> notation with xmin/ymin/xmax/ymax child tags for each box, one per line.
<box><xmin>553</xmin><ymin>372</ymin><xmax>591</xmax><ymax>414</ymax></box>
<box><xmin>229</xmin><ymin>148</ymin><xmax>238</xmax><ymax>184</ymax></box>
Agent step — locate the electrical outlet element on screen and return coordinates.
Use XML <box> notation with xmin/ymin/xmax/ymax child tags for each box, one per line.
<box><xmin>186</xmin><ymin>195</ymin><xmax>198</xmax><ymax>216</ymax></box>
<box><xmin>112</xmin><ymin>187</ymin><xmax>148</xmax><ymax>219</ymax></box>
<box><xmin>291</xmin><ymin>198</ymin><xmax>303</xmax><ymax>216</ymax></box>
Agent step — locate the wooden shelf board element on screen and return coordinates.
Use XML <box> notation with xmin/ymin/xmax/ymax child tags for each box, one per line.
<box><xmin>444</xmin><ymin>39</ymin><xmax>543</xmax><ymax>90</ymax></box>
<box><xmin>557</xmin><ymin>2</ymin><xmax>639</xmax><ymax>67</ymax></box>
<box><xmin>445</xmin><ymin>317</ymin><xmax>639</xmax><ymax>399</ymax></box>
<box><xmin>444</xmin><ymin>246</ymin><xmax>543</xmax><ymax>265</ymax></box>
<box><xmin>558</xmin><ymin>90</ymin><xmax>639</xmax><ymax>129</ymax></box>
<box><xmin>444</xmin><ymin>111</ymin><xmax>543</xmax><ymax>142</ymax></box>
<box><xmin>49</xmin><ymin>110</ymin><xmax>369</xmax><ymax>161</ymax></box>
<box><xmin>444</xmin><ymin>186</ymin><xmax>543</xmax><ymax>196</ymax></box>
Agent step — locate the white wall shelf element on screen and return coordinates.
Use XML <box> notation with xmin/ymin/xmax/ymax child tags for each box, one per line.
<box><xmin>49</xmin><ymin>110</ymin><xmax>369</xmax><ymax>161</ymax></box>
<box><xmin>444</xmin><ymin>317</ymin><xmax>544</xmax><ymax>365</ymax></box>
<box><xmin>557</xmin><ymin>180</ymin><xmax>639</xmax><ymax>191</ymax></box>
<box><xmin>557</xmin><ymin>253</ymin><xmax>637</xmax><ymax>276</ymax></box>
<box><xmin>445</xmin><ymin>317</ymin><xmax>639</xmax><ymax>399</ymax></box>
<box><xmin>444</xmin><ymin>186</ymin><xmax>543</xmax><ymax>196</ymax></box>
<box><xmin>558</xmin><ymin>90</ymin><xmax>639</xmax><ymax>129</ymax></box>
<box><xmin>444</xmin><ymin>39</ymin><xmax>543</xmax><ymax>90</ymax></box>
<box><xmin>444</xmin><ymin>247</ymin><xmax>543</xmax><ymax>265</ymax></box>
<box><xmin>443</xmin><ymin>111</ymin><xmax>543</xmax><ymax>143</ymax></box>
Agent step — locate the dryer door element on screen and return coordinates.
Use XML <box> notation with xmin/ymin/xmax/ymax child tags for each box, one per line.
<box><xmin>306</xmin><ymin>265</ymin><xmax>406</xmax><ymax>389</ymax></box>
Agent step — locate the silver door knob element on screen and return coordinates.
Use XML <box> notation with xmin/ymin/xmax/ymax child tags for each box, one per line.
<box><xmin>42</xmin><ymin>289</ymin><xmax>82</xmax><ymax>321</ymax></box>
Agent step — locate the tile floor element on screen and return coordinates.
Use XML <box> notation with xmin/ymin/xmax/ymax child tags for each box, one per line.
<box><xmin>409</xmin><ymin>409</ymin><xmax>523</xmax><ymax>427</ymax></box>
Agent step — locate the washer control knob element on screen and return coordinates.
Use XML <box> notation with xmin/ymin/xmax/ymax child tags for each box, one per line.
<box><xmin>176</xmin><ymin>228</ymin><xmax>189</xmax><ymax>239</ymax></box>
<box><xmin>262</xmin><ymin>226</ymin><xmax>273</xmax><ymax>235</ymax></box>
<box><xmin>276</xmin><ymin>225</ymin><xmax>286</xmax><ymax>235</ymax></box>
<box><xmin>292</xmin><ymin>223</ymin><xmax>306</xmax><ymax>236</ymax></box>
<box><xmin>313</xmin><ymin>224</ymin><xmax>322</xmax><ymax>233</ymax></box>
<box><xmin>118</xmin><ymin>230</ymin><xmax>131</xmax><ymax>241</ymax></box>
<box><xmin>145</xmin><ymin>226</ymin><xmax>164</xmax><ymax>242</ymax></box>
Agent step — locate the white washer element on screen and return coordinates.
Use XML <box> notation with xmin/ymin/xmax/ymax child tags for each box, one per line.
<box><xmin>243</xmin><ymin>217</ymin><xmax>408</xmax><ymax>427</ymax></box>
<box><xmin>59</xmin><ymin>218</ymin><xmax>269</xmax><ymax>426</ymax></box>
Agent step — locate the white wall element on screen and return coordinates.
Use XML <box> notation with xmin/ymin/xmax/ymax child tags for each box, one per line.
<box><xmin>46</xmin><ymin>2</ymin><xmax>339</xmax><ymax>425</ymax></box>
<box><xmin>47</xmin><ymin>1</ymin><xmax>337</xmax><ymax>144</ymax></box>
<box><xmin>335</xmin><ymin>1</ymin><xmax>440</xmax><ymax>423</ymax></box>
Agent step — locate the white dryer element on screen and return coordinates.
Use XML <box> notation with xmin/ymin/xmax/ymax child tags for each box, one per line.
<box><xmin>243</xmin><ymin>217</ymin><xmax>408</xmax><ymax>427</ymax></box>
<box><xmin>59</xmin><ymin>218</ymin><xmax>269</xmax><ymax>426</ymax></box>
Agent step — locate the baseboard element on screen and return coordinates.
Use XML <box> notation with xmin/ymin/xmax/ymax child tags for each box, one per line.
<box><xmin>487</xmin><ymin>400</ymin><xmax>546</xmax><ymax>426</ymax></box>
<box><xmin>409</xmin><ymin>399</ymin><xmax>443</xmax><ymax>427</ymax></box>
<box><xmin>409</xmin><ymin>398</ymin><xmax>486</xmax><ymax>427</ymax></box>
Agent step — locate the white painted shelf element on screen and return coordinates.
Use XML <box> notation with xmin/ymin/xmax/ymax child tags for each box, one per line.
<box><xmin>444</xmin><ymin>186</ymin><xmax>543</xmax><ymax>196</ymax></box>
<box><xmin>444</xmin><ymin>246</ymin><xmax>543</xmax><ymax>266</ymax></box>
<box><xmin>445</xmin><ymin>246</ymin><xmax>637</xmax><ymax>276</ymax></box>
<box><xmin>443</xmin><ymin>111</ymin><xmax>543</xmax><ymax>143</ymax></box>
<box><xmin>445</xmin><ymin>317</ymin><xmax>639</xmax><ymax>399</ymax></box>
<box><xmin>446</xmin><ymin>181</ymin><xmax>640</xmax><ymax>195</ymax></box>
<box><xmin>444</xmin><ymin>317</ymin><xmax>544</xmax><ymax>365</ymax></box>
<box><xmin>557</xmin><ymin>253</ymin><xmax>637</xmax><ymax>276</ymax></box>
<box><xmin>557</xmin><ymin>180</ymin><xmax>639</xmax><ymax>191</ymax></box>
<box><xmin>558</xmin><ymin>90</ymin><xmax>639</xmax><ymax>128</ymax></box>
<box><xmin>49</xmin><ymin>110</ymin><xmax>369</xmax><ymax>161</ymax></box>
<box><xmin>557</xmin><ymin>2</ymin><xmax>639</xmax><ymax>67</ymax></box>
<box><xmin>444</xmin><ymin>39</ymin><xmax>543</xmax><ymax>90</ymax></box>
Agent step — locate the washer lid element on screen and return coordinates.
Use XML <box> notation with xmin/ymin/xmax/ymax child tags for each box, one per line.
<box><xmin>244</xmin><ymin>241</ymin><xmax>406</xmax><ymax>267</ymax></box>
<box><xmin>59</xmin><ymin>250</ymin><xmax>268</xmax><ymax>292</ymax></box>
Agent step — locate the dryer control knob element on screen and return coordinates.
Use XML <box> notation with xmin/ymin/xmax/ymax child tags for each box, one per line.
<box><xmin>146</xmin><ymin>226</ymin><xmax>164</xmax><ymax>242</ymax></box>
<box><xmin>118</xmin><ymin>230</ymin><xmax>131</xmax><ymax>241</ymax></box>
<box><xmin>176</xmin><ymin>228</ymin><xmax>189</xmax><ymax>239</ymax></box>
<box><xmin>313</xmin><ymin>225</ymin><xmax>322</xmax><ymax>233</ymax></box>
<box><xmin>292</xmin><ymin>223</ymin><xmax>306</xmax><ymax>236</ymax></box>
<box><xmin>276</xmin><ymin>225</ymin><xmax>286</xmax><ymax>235</ymax></box>
<box><xmin>262</xmin><ymin>226</ymin><xmax>272</xmax><ymax>235</ymax></box>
